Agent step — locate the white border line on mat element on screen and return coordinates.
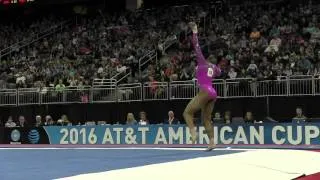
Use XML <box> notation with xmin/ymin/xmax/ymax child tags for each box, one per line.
<box><xmin>0</xmin><ymin>147</ymin><xmax>259</xmax><ymax>151</ymax></box>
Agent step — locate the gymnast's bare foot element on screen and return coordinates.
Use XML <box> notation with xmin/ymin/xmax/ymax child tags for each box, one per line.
<box><xmin>205</xmin><ymin>138</ymin><xmax>216</xmax><ymax>151</ymax></box>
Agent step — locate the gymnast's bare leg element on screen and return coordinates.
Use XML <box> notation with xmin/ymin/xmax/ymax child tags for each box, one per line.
<box><xmin>183</xmin><ymin>90</ymin><xmax>209</xmax><ymax>144</ymax></box>
<box><xmin>202</xmin><ymin>99</ymin><xmax>216</xmax><ymax>151</ymax></box>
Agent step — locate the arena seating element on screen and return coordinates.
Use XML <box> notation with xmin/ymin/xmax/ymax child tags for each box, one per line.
<box><xmin>1</xmin><ymin>1</ymin><xmax>319</xmax><ymax>91</ymax></box>
<box><xmin>151</xmin><ymin>1</ymin><xmax>320</xmax><ymax>83</ymax></box>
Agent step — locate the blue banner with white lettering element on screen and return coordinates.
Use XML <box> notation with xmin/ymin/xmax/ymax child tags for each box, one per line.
<box><xmin>42</xmin><ymin>124</ymin><xmax>320</xmax><ymax>145</ymax></box>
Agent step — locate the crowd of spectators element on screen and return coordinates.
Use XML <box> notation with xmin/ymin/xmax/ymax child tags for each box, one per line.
<box><xmin>0</xmin><ymin>1</ymin><xmax>319</xmax><ymax>91</ymax></box>
<box><xmin>1</xmin><ymin>114</ymin><xmax>69</xmax><ymax>127</ymax></box>
<box><xmin>1</xmin><ymin>105</ymin><xmax>308</xmax><ymax>127</ymax></box>
<box><xmin>0</xmin><ymin>6</ymin><xmax>182</xmax><ymax>90</ymax></box>
<box><xmin>0</xmin><ymin>15</ymin><xmax>63</xmax><ymax>51</ymax></box>
<box><xmin>143</xmin><ymin>1</ymin><xmax>320</xmax><ymax>84</ymax></box>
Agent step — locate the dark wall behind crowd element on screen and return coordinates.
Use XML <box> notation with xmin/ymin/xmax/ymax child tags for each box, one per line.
<box><xmin>0</xmin><ymin>96</ymin><xmax>319</xmax><ymax>125</ymax></box>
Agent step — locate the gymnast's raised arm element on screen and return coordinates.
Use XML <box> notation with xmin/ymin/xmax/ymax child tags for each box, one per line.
<box><xmin>189</xmin><ymin>22</ymin><xmax>206</xmax><ymax>65</ymax></box>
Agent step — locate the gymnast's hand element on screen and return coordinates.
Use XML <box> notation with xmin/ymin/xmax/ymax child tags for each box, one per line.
<box><xmin>188</xmin><ymin>22</ymin><xmax>198</xmax><ymax>33</ymax></box>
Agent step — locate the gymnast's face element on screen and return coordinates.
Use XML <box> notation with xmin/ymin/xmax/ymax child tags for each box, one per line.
<box><xmin>207</xmin><ymin>55</ymin><xmax>217</xmax><ymax>64</ymax></box>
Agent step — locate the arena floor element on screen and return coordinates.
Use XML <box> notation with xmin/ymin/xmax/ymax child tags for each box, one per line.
<box><xmin>1</xmin><ymin>147</ymin><xmax>320</xmax><ymax>180</ymax></box>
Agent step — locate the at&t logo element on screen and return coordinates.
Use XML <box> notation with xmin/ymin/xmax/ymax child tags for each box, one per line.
<box><xmin>28</xmin><ymin>129</ymin><xmax>40</xmax><ymax>144</ymax></box>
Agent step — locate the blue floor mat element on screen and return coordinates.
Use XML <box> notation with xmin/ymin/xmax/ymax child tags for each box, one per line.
<box><xmin>0</xmin><ymin>149</ymin><xmax>244</xmax><ymax>180</ymax></box>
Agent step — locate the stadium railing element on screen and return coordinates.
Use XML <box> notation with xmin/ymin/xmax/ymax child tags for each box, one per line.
<box><xmin>92</xmin><ymin>78</ymin><xmax>116</xmax><ymax>86</ymax></box>
<box><xmin>1</xmin><ymin>75</ymin><xmax>320</xmax><ymax>106</ymax></box>
<box><xmin>138</xmin><ymin>50</ymin><xmax>157</xmax><ymax>76</ymax></box>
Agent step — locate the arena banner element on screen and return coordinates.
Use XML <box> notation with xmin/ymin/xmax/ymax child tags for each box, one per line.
<box><xmin>42</xmin><ymin>124</ymin><xmax>320</xmax><ymax>145</ymax></box>
<box><xmin>3</xmin><ymin>127</ymin><xmax>50</xmax><ymax>144</ymax></box>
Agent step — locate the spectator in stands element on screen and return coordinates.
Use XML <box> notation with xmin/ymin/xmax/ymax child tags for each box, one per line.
<box><xmin>244</xmin><ymin>111</ymin><xmax>255</xmax><ymax>123</ymax></box>
<box><xmin>147</xmin><ymin>76</ymin><xmax>164</xmax><ymax>99</ymax></box>
<box><xmin>164</xmin><ymin>110</ymin><xmax>179</xmax><ymax>125</ymax></box>
<box><xmin>213</xmin><ymin>112</ymin><xmax>223</xmax><ymax>124</ymax></box>
<box><xmin>292</xmin><ymin>107</ymin><xmax>307</xmax><ymax>123</ymax></box>
<box><xmin>265</xmin><ymin>35</ymin><xmax>282</xmax><ymax>53</ymax></box>
<box><xmin>228</xmin><ymin>67</ymin><xmax>237</xmax><ymax>79</ymax></box>
<box><xmin>35</xmin><ymin>115</ymin><xmax>43</xmax><ymax>127</ymax></box>
<box><xmin>179</xmin><ymin>66</ymin><xmax>192</xmax><ymax>80</ymax></box>
<box><xmin>269</xmin><ymin>25</ymin><xmax>280</xmax><ymax>37</ymax></box>
<box><xmin>44</xmin><ymin>115</ymin><xmax>54</xmax><ymax>126</ymax></box>
<box><xmin>55</xmin><ymin>79</ymin><xmax>66</xmax><ymax>92</ymax></box>
<box><xmin>17</xmin><ymin>116</ymin><xmax>28</xmax><ymax>127</ymax></box>
<box><xmin>245</xmin><ymin>111</ymin><xmax>263</xmax><ymax>123</ymax></box>
<box><xmin>247</xmin><ymin>60</ymin><xmax>258</xmax><ymax>78</ymax></box>
<box><xmin>126</xmin><ymin>113</ymin><xmax>137</xmax><ymax>125</ymax></box>
<box><xmin>138</xmin><ymin>111</ymin><xmax>149</xmax><ymax>125</ymax></box>
<box><xmin>61</xmin><ymin>114</ymin><xmax>70</xmax><ymax>125</ymax></box>
<box><xmin>250</xmin><ymin>28</ymin><xmax>261</xmax><ymax>40</ymax></box>
<box><xmin>5</xmin><ymin>116</ymin><xmax>16</xmax><ymax>128</ymax></box>
<box><xmin>224</xmin><ymin>111</ymin><xmax>232</xmax><ymax>124</ymax></box>
<box><xmin>84</xmin><ymin>121</ymin><xmax>96</xmax><ymax>126</ymax></box>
